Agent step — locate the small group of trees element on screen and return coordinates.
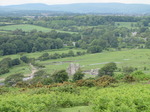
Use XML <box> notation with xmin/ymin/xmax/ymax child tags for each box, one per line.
<box><xmin>98</xmin><ymin>62</ymin><xmax>149</xmax><ymax>83</ymax></box>
<box><xmin>42</xmin><ymin>69</ymin><xmax>84</xmax><ymax>84</ymax></box>
<box><xmin>98</xmin><ymin>62</ymin><xmax>117</xmax><ymax>77</ymax></box>
<box><xmin>0</xmin><ymin>58</ymin><xmax>21</xmax><ymax>75</ymax></box>
<box><xmin>4</xmin><ymin>68</ymin><xmax>85</xmax><ymax>86</ymax></box>
<box><xmin>38</xmin><ymin>50</ymin><xmax>86</xmax><ymax>61</ymax></box>
<box><xmin>87</xmin><ymin>46</ymin><xmax>102</xmax><ymax>53</ymax></box>
<box><xmin>0</xmin><ymin>56</ymin><xmax>30</xmax><ymax>75</ymax></box>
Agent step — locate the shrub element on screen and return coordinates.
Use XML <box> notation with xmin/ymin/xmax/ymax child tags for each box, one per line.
<box><xmin>11</xmin><ymin>58</ymin><xmax>21</xmax><ymax>66</ymax></box>
<box><xmin>51</xmin><ymin>85</ymin><xmax>78</xmax><ymax>94</ymax></box>
<box><xmin>73</xmin><ymin>70</ymin><xmax>84</xmax><ymax>81</ymax></box>
<box><xmin>16</xmin><ymin>81</ymin><xmax>29</xmax><ymax>88</ymax></box>
<box><xmin>0</xmin><ymin>87</ymin><xmax>10</xmax><ymax>94</ymax></box>
<box><xmin>76</xmin><ymin>79</ymin><xmax>95</xmax><ymax>87</ymax></box>
<box><xmin>87</xmin><ymin>45</ymin><xmax>102</xmax><ymax>53</ymax></box>
<box><xmin>52</xmin><ymin>70</ymin><xmax>69</xmax><ymax>83</ymax></box>
<box><xmin>114</xmin><ymin>73</ymin><xmax>124</xmax><ymax>80</ymax></box>
<box><xmin>76</xmin><ymin>51</ymin><xmax>82</xmax><ymax>56</ymax></box>
<box><xmin>0</xmin><ymin>58</ymin><xmax>12</xmax><ymax>68</ymax></box>
<box><xmin>20</xmin><ymin>56</ymin><xmax>29</xmax><ymax>63</ymax></box>
<box><xmin>50</xmin><ymin>53</ymin><xmax>61</xmax><ymax>59</ymax></box>
<box><xmin>98</xmin><ymin>62</ymin><xmax>117</xmax><ymax>77</ymax></box>
<box><xmin>95</xmin><ymin>75</ymin><xmax>116</xmax><ymax>87</ymax></box>
<box><xmin>123</xmin><ymin>75</ymin><xmax>136</xmax><ymax>83</ymax></box>
<box><xmin>68</xmin><ymin>50</ymin><xmax>75</xmax><ymax>57</ymax></box>
<box><xmin>0</xmin><ymin>67</ymin><xmax>9</xmax><ymax>75</ymax></box>
<box><xmin>131</xmin><ymin>71</ymin><xmax>150</xmax><ymax>81</ymax></box>
<box><xmin>4</xmin><ymin>73</ymin><xmax>24</xmax><ymax>86</ymax></box>
<box><xmin>38</xmin><ymin>53</ymin><xmax>50</xmax><ymax>61</ymax></box>
<box><xmin>29</xmin><ymin>70</ymin><xmax>53</xmax><ymax>85</ymax></box>
<box><xmin>32</xmin><ymin>62</ymin><xmax>45</xmax><ymax>68</ymax></box>
<box><xmin>122</xmin><ymin>66</ymin><xmax>135</xmax><ymax>75</ymax></box>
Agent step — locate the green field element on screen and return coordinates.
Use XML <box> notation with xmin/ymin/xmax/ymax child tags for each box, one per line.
<box><xmin>0</xmin><ymin>49</ymin><xmax>85</xmax><ymax>79</ymax></box>
<box><xmin>1</xmin><ymin>49</ymin><xmax>150</xmax><ymax>79</ymax></box>
<box><xmin>0</xmin><ymin>48</ymin><xmax>85</xmax><ymax>61</ymax></box>
<box><xmin>0</xmin><ymin>24</ymin><xmax>76</xmax><ymax>33</ymax></box>
<box><xmin>0</xmin><ymin>64</ymin><xmax>31</xmax><ymax>79</ymax></box>
<box><xmin>115</xmin><ymin>22</ymin><xmax>137</xmax><ymax>28</ymax></box>
<box><xmin>36</xmin><ymin>49</ymin><xmax>150</xmax><ymax>74</ymax></box>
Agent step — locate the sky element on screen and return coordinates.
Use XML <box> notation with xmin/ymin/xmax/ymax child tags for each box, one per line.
<box><xmin>0</xmin><ymin>0</ymin><xmax>150</xmax><ymax>6</ymax></box>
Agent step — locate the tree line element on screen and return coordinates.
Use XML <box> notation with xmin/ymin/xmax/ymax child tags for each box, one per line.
<box><xmin>1</xmin><ymin>15</ymin><xmax>150</xmax><ymax>55</ymax></box>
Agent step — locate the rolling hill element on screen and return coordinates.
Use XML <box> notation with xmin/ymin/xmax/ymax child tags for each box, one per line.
<box><xmin>1</xmin><ymin>3</ymin><xmax>150</xmax><ymax>14</ymax></box>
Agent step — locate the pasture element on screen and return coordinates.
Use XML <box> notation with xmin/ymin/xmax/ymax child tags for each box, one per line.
<box><xmin>1</xmin><ymin>49</ymin><xmax>150</xmax><ymax>79</ymax></box>
<box><xmin>37</xmin><ymin>49</ymin><xmax>150</xmax><ymax>74</ymax></box>
<box><xmin>0</xmin><ymin>24</ymin><xmax>76</xmax><ymax>33</ymax></box>
<box><xmin>115</xmin><ymin>22</ymin><xmax>137</xmax><ymax>28</ymax></box>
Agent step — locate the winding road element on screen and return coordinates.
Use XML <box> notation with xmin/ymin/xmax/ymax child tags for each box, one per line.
<box><xmin>0</xmin><ymin>63</ymin><xmax>38</xmax><ymax>83</ymax></box>
<box><xmin>23</xmin><ymin>63</ymin><xmax>38</xmax><ymax>81</ymax></box>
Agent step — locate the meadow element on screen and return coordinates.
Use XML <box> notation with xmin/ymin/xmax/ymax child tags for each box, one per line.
<box><xmin>0</xmin><ymin>24</ymin><xmax>76</xmax><ymax>33</ymax></box>
<box><xmin>36</xmin><ymin>49</ymin><xmax>150</xmax><ymax>74</ymax></box>
<box><xmin>1</xmin><ymin>49</ymin><xmax>150</xmax><ymax>80</ymax></box>
<box><xmin>115</xmin><ymin>22</ymin><xmax>137</xmax><ymax>28</ymax></box>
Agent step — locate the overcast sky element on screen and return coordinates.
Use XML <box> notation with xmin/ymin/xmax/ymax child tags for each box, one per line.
<box><xmin>0</xmin><ymin>0</ymin><xmax>150</xmax><ymax>6</ymax></box>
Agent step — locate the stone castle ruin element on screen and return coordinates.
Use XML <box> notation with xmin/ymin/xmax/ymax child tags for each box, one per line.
<box><xmin>67</xmin><ymin>63</ymin><xmax>80</xmax><ymax>75</ymax></box>
<box><xmin>83</xmin><ymin>69</ymin><xmax>99</xmax><ymax>75</ymax></box>
<box><xmin>90</xmin><ymin>69</ymin><xmax>99</xmax><ymax>75</ymax></box>
<box><xmin>67</xmin><ymin>63</ymin><xmax>99</xmax><ymax>75</ymax></box>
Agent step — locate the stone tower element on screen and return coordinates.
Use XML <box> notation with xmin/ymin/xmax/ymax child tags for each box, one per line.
<box><xmin>67</xmin><ymin>63</ymin><xmax>80</xmax><ymax>75</ymax></box>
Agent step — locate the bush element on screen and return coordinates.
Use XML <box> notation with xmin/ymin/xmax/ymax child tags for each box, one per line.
<box><xmin>73</xmin><ymin>70</ymin><xmax>84</xmax><ymax>81</ymax></box>
<box><xmin>52</xmin><ymin>70</ymin><xmax>69</xmax><ymax>83</ymax></box>
<box><xmin>123</xmin><ymin>75</ymin><xmax>136</xmax><ymax>83</ymax></box>
<box><xmin>38</xmin><ymin>53</ymin><xmax>50</xmax><ymax>61</ymax></box>
<box><xmin>20</xmin><ymin>56</ymin><xmax>29</xmax><ymax>63</ymax></box>
<box><xmin>98</xmin><ymin>62</ymin><xmax>117</xmax><ymax>77</ymax></box>
<box><xmin>50</xmin><ymin>53</ymin><xmax>61</xmax><ymax>59</ymax></box>
<box><xmin>114</xmin><ymin>73</ymin><xmax>125</xmax><ymax>80</ymax></box>
<box><xmin>29</xmin><ymin>70</ymin><xmax>53</xmax><ymax>85</ymax></box>
<box><xmin>0</xmin><ymin>58</ymin><xmax>12</xmax><ymax>68</ymax></box>
<box><xmin>4</xmin><ymin>73</ymin><xmax>24</xmax><ymax>86</ymax></box>
<box><xmin>11</xmin><ymin>58</ymin><xmax>21</xmax><ymax>66</ymax></box>
<box><xmin>68</xmin><ymin>50</ymin><xmax>75</xmax><ymax>57</ymax></box>
<box><xmin>122</xmin><ymin>66</ymin><xmax>135</xmax><ymax>75</ymax></box>
<box><xmin>15</xmin><ymin>81</ymin><xmax>29</xmax><ymax>88</ymax></box>
<box><xmin>131</xmin><ymin>71</ymin><xmax>150</xmax><ymax>81</ymax></box>
<box><xmin>87</xmin><ymin>45</ymin><xmax>102</xmax><ymax>53</ymax></box>
<box><xmin>76</xmin><ymin>51</ymin><xmax>82</xmax><ymax>56</ymax></box>
<box><xmin>51</xmin><ymin>85</ymin><xmax>78</xmax><ymax>94</ymax></box>
<box><xmin>95</xmin><ymin>75</ymin><xmax>116</xmax><ymax>87</ymax></box>
<box><xmin>32</xmin><ymin>62</ymin><xmax>45</xmax><ymax>68</ymax></box>
<box><xmin>76</xmin><ymin>79</ymin><xmax>95</xmax><ymax>87</ymax></box>
<box><xmin>0</xmin><ymin>87</ymin><xmax>10</xmax><ymax>94</ymax></box>
<box><xmin>0</xmin><ymin>67</ymin><xmax>9</xmax><ymax>75</ymax></box>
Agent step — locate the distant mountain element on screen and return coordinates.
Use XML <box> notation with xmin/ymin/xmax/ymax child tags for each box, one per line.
<box><xmin>1</xmin><ymin>3</ymin><xmax>150</xmax><ymax>15</ymax></box>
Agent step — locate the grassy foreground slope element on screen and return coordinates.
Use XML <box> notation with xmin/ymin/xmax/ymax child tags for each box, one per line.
<box><xmin>1</xmin><ymin>83</ymin><xmax>150</xmax><ymax>112</ymax></box>
<box><xmin>60</xmin><ymin>106</ymin><xmax>93</xmax><ymax>112</ymax></box>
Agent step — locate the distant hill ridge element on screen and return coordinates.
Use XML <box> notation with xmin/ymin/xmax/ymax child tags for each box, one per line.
<box><xmin>1</xmin><ymin>3</ymin><xmax>150</xmax><ymax>14</ymax></box>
